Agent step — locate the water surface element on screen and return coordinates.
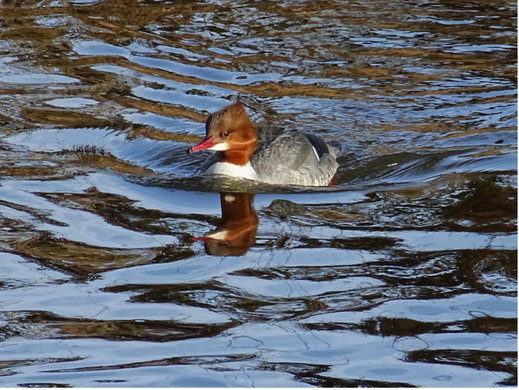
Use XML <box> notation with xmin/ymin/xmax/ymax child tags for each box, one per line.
<box><xmin>0</xmin><ymin>0</ymin><xmax>516</xmax><ymax>387</ymax></box>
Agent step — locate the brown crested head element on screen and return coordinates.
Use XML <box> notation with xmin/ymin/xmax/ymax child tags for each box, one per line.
<box><xmin>205</xmin><ymin>101</ymin><xmax>255</xmax><ymax>142</ymax></box>
<box><xmin>189</xmin><ymin>101</ymin><xmax>257</xmax><ymax>165</ymax></box>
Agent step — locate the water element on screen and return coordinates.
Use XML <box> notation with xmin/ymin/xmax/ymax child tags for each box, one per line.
<box><xmin>0</xmin><ymin>0</ymin><xmax>516</xmax><ymax>387</ymax></box>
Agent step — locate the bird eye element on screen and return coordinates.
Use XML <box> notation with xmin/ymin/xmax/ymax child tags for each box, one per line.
<box><xmin>223</xmin><ymin>131</ymin><xmax>230</xmax><ymax>137</ymax></box>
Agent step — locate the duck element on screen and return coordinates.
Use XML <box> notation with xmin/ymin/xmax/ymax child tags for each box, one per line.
<box><xmin>187</xmin><ymin>101</ymin><xmax>338</xmax><ymax>186</ymax></box>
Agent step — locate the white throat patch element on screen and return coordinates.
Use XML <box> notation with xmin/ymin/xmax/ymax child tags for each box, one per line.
<box><xmin>207</xmin><ymin>142</ymin><xmax>230</xmax><ymax>151</ymax></box>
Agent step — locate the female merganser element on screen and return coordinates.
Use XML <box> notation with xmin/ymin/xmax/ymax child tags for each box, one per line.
<box><xmin>187</xmin><ymin>101</ymin><xmax>338</xmax><ymax>186</ymax></box>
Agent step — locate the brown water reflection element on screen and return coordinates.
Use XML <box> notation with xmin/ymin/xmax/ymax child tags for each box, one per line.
<box><xmin>195</xmin><ymin>193</ymin><xmax>258</xmax><ymax>257</ymax></box>
<box><xmin>0</xmin><ymin>0</ymin><xmax>516</xmax><ymax>387</ymax></box>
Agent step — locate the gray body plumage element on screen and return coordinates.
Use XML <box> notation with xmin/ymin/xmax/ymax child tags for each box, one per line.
<box><xmin>251</xmin><ymin>131</ymin><xmax>338</xmax><ymax>186</ymax></box>
<box><xmin>201</xmin><ymin>128</ymin><xmax>338</xmax><ymax>187</ymax></box>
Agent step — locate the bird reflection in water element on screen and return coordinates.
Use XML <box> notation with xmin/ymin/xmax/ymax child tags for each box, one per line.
<box><xmin>193</xmin><ymin>192</ymin><xmax>258</xmax><ymax>256</ymax></box>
